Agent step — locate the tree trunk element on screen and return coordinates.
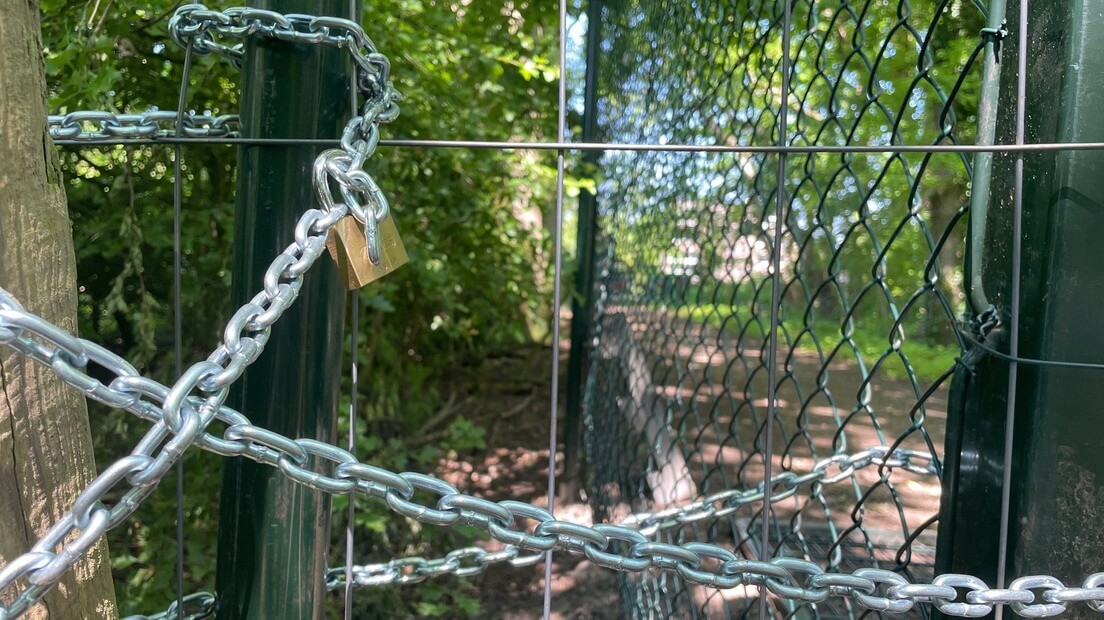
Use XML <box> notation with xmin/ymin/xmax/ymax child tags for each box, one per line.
<box><xmin>0</xmin><ymin>2</ymin><xmax>118</xmax><ymax>618</ymax></box>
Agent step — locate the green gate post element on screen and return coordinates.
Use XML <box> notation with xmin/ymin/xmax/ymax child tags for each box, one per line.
<box><xmin>937</xmin><ymin>0</ymin><xmax>1104</xmax><ymax>608</ymax></box>
<box><xmin>564</xmin><ymin>0</ymin><xmax>604</xmax><ymax>488</ymax></box>
<box><xmin>215</xmin><ymin>1</ymin><xmax>355</xmax><ymax>617</ymax></box>
<box><xmin>933</xmin><ymin>0</ymin><xmax>1010</xmax><ymax>590</ymax></box>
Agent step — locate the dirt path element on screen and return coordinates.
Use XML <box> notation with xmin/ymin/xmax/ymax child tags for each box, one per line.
<box><xmin>429</xmin><ymin>307</ymin><xmax>950</xmax><ymax>618</ymax></box>
<box><xmin>427</xmin><ymin>344</ymin><xmax>622</xmax><ymax>618</ymax></box>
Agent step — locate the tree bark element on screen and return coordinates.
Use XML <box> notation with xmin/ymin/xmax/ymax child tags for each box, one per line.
<box><xmin>0</xmin><ymin>2</ymin><xmax>118</xmax><ymax>618</ymax></box>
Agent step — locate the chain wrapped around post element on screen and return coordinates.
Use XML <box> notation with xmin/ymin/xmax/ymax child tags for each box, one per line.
<box><xmin>47</xmin><ymin>111</ymin><xmax>240</xmax><ymax>141</ymax></box>
<box><xmin>0</xmin><ymin>5</ymin><xmax>398</xmax><ymax>617</ymax></box>
<box><xmin>322</xmin><ymin>446</ymin><xmax>938</xmax><ymax>589</ymax></box>
<box><xmin>3</xmin><ymin>282</ymin><xmax>1102</xmax><ymax>618</ymax></box>
<box><xmin>124</xmin><ymin>449</ymin><xmax>939</xmax><ymax>612</ymax></box>
<box><xmin>4</xmin><ymin>4</ymin><xmax>1104</xmax><ymax>619</ymax></box>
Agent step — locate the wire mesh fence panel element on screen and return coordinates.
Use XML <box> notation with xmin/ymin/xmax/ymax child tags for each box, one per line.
<box><xmin>581</xmin><ymin>0</ymin><xmax>988</xmax><ymax>617</ymax></box>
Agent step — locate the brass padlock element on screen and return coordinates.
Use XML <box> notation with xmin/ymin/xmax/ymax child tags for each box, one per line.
<box><xmin>326</xmin><ymin>213</ymin><xmax>408</xmax><ymax>289</ymax></box>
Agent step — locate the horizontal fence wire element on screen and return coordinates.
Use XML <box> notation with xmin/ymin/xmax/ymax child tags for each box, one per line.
<box><xmin>580</xmin><ymin>0</ymin><xmax>987</xmax><ymax>617</ymax></box>
<box><xmin>50</xmin><ymin>136</ymin><xmax>1104</xmax><ymax>152</ymax></box>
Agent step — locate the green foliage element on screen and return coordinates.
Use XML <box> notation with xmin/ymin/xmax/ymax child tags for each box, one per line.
<box><xmin>596</xmin><ymin>0</ymin><xmax>985</xmax><ymax>376</ymax></box>
<box><xmin>41</xmin><ymin>1</ymin><xmax>558</xmax><ymax>616</ymax></box>
<box><xmin>674</xmin><ymin>303</ymin><xmax>958</xmax><ymax>384</ymax></box>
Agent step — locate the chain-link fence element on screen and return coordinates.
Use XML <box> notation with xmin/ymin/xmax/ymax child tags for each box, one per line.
<box><xmin>581</xmin><ymin>0</ymin><xmax>988</xmax><ymax>617</ymax></box>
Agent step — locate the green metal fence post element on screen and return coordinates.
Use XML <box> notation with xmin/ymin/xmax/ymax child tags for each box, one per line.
<box><xmin>938</xmin><ymin>0</ymin><xmax>1104</xmax><ymax>604</ymax></box>
<box><xmin>933</xmin><ymin>0</ymin><xmax>1010</xmax><ymax>588</ymax></box>
<box><xmin>564</xmin><ymin>0</ymin><xmax>604</xmax><ymax>488</ymax></box>
<box><xmin>215</xmin><ymin>1</ymin><xmax>355</xmax><ymax>617</ymax></box>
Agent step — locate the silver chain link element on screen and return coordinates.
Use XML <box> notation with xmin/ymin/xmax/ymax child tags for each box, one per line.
<box><xmin>170</xmin><ymin>3</ymin><xmax>400</xmax><ymax>261</ymax></box>
<box><xmin>0</xmin><ymin>181</ymin><xmax>342</xmax><ymax>617</ymax></box>
<box><xmin>101</xmin><ymin>449</ymin><xmax>942</xmax><ymax>611</ymax></box>
<box><xmin>2</xmin><ymin>237</ymin><xmax>1102</xmax><ymax>619</ymax></box>
<box><xmin>121</xmin><ymin>592</ymin><xmax>216</xmax><ymax>620</ymax></box>
<box><xmin>8</xmin><ymin>270</ymin><xmax>1103</xmax><ymax>620</ymax></box>
<box><xmin>322</xmin><ymin>446</ymin><xmax>936</xmax><ymax>589</ymax></box>
<box><xmin>326</xmin><ymin>546</ymin><xmax>546</xmax><ymax>589</ymax></box>
<box><xmin>113</xmin><ymin>405</ymin><xmax>1104</xmax><ymax>617</ymax></box>
<box><xmin>48</xmin><ymin>111</ymin><xmax>239</xmax><ymax>141</ymax></box>
<box><xmin>168</xmin><ymin>4</ymin><xmax>401</xmax><ymax>123</ymax></box>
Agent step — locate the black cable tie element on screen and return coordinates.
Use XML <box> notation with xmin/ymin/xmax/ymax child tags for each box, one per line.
<box><xmin>980</xmin><ymin>21</ymin><xmax>1010</xmax><ymax>53</ymax></box>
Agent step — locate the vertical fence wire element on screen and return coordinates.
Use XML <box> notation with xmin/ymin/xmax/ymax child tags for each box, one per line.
<box><xmin>759</xmin><ymin>0</ymin><xmax>794</xmax><ymax>615</ymax></box>
<box><xmin>171</xmin><ymin>40</ymin><xmax>196</xmax><ymax>619</ymax></box>
<box><xmin>543</xmin><ymin>0</ymin><xmax>570</xmax><ymax>616</ymax></box>
<box><xmin>345</xmin><ymin>295</ymin><xmax>359</xmax><ymax>620</ymax></box>
<box><xmin>995</xmin><ymin>0</ymin><xmax>1029</xmax><ymax>607</ymax></box>
<box><xmin>344</xmin><ymin>2</ymin><xmax>360</xmax><ymax>613</ymax></box>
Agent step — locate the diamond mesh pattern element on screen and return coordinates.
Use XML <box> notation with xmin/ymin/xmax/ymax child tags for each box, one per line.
<box><xmin>581</xmin><ymin>1</ymin><xmax>987</xmax><ymax>617</ymax></box>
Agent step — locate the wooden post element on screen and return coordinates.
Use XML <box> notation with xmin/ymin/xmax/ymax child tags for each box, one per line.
<box><xmin>0</xmin><ymin>3</ymin><xmax>118</xmax><ymax>618</ymax></box>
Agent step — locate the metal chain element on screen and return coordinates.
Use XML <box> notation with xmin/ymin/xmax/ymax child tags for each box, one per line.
<box><xmin>2</xmin><ymin>253</ymin><xmax>1102</xmax><ymax>618</ymax></box>
<box><xmin>0</xmin><ymin>5</ymin><xmax>398</xmax><ymax>615</ymax></box>
<box><xmin>121</xmin><ymin>592</ymin><xmax>216</xmax><ymax>620</ymax></box>
<box><xmin>324</xmin><ymin>446</ymin><xmax>936</xmax><ymax>589</ymax></box>
<box><xmin>168</xmin><ymin>4</ymin><xmax>401</xmax><ymax>125</ymax></box>
<box><xmin>326</xmin><ymin>546</ymin><xmax>546</xmax><ymax>589</ymax></box>
<box><xmin>117</xmin><ymin>449</ymin><xmax>940</xmax><ymax>601</ymax></box>
<box><xmin>243</xmin><ymin>428</ymin><xmax>1099</xmax><ymax>618</ymax></box>
<box><xmin>9</xmin><ymin>251</ymin><xmax>1102</xmax><ymax>620</ymax></box>
<box><xmin>48</xmin><ymin>110</ymin><xmax>239</xmax><ymax>141</ymax></box>
<box><xmin>170</xmin><ymin>4</ymin><xmax>400</xmax><ymax>259</ymax></box>
<box><xmin>0</xmin><ymin>178</ymin><xmax>340</xmax><ymax>617</ymax></box>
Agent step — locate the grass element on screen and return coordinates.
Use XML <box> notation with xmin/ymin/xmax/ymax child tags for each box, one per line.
<box><xmin>671</xmin><ymin>303</ymin><xmax>960</xmax><ymax>384</ymax></box>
